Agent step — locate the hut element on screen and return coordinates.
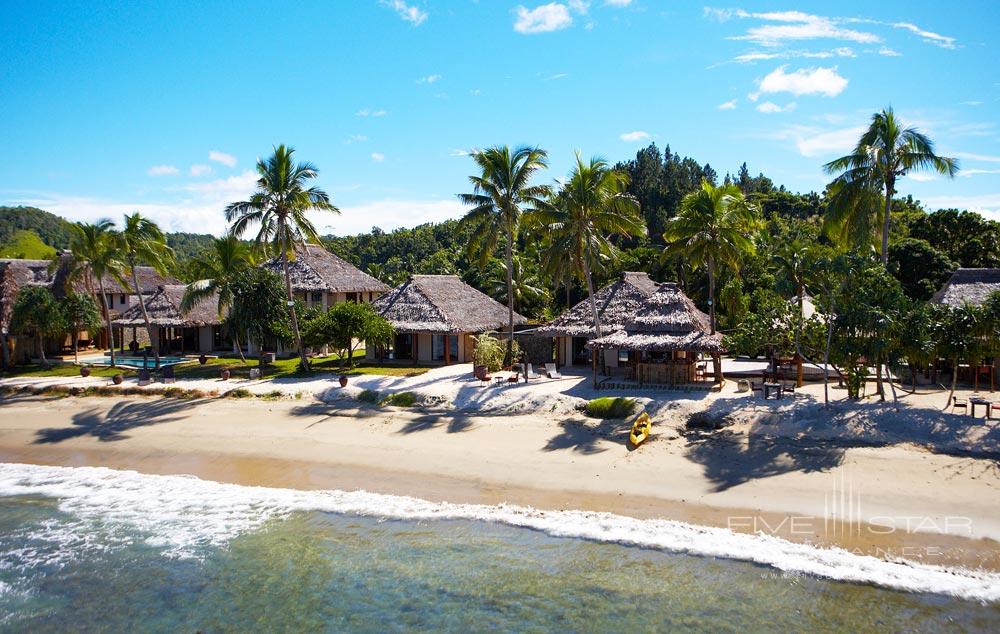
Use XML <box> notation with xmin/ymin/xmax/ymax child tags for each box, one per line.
<box><xmin>932</xmin><ymin>268</ymin><xmax>1000</xmax><ymax>307</ymax></box>
<box><xmin>112</xmin><ymin>285</ymin><xmax>225</xmax><ymax>354</ymax></box>
<box><xmin>534</xmin><ymin>272</ymin><xmax>660</xmax><ymax>368</ymax></box>
<box><xmin>262</xmin><ymin>243</ymin><xmax>389</xmax><ymax>310</ymax></box>
<box><xmin>0</xmin><ymin>259</ymin><xmax>54</xmax><ymax>365</ymax></box>
<box><xmin>368</xmin><ymin>274</ymin><xmax>527</xmax><ymax>365</ymax></box>
<box><xmin>587</xmin><ymin>283</ymin><xmax>724</xmax><ymax>387</ymax></box>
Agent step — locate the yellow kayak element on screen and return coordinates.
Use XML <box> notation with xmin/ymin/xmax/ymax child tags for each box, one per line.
<box><xmin>629</xmin><ymin>412</ymin><xmax>652</xmax><ymax>447</ymax></box>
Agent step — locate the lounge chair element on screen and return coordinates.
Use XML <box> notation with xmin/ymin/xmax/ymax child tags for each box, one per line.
<box><xmin>544</xmin><ymin>363</ymin><xmax>562</xmax><ymax>379</ymax></box>
<box><xmin>161</xmin><ymin>365</ymin><xmax>176</xmax><ymax>384</ymax></box>
<box><xmin>526</xmin><ymin>364</ymin><xmax>540</xmax><ymax>379</ymax></box>
<box><xmin>952</xmin><ymin>395</ymin><xmax>968</xmax><ymax>414</ymax></box>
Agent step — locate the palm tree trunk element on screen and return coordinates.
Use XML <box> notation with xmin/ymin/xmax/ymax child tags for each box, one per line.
<box><xmin>823</xmin><ymin>300</ymin><xmax>835</xmax><ymax>408</ymax></box>
<box><xmin>130</xmin><ymin>264</ymin><xmax>159</xmax><ymax>369</ymax></box>
<box><xmin>232</xmin><ymin>330</ymin><xmax>247</xmax><ymax>363</ymax></box>
<box><xmin>73</xmin><ymin>329</ymin><xmax>79</xmax><ymax>364</ymax></box>
<box><xmin>583</xmin><ymin>249</ymin><xmax>601</xmax><ymax>338</ymax></box>
<box><xmin>946</xmin><ymin>358</ymin><xmax>958</xmax><ymax>410</ymax></box>
<box><xmin>96</xmin><ymin>278</ymin><xmax>116</xmax><ymax>367</ymax></box>
<box><xmin>504</xmin><ymin>231</ymin><xmax>515</xmax><ymax>366</ymax></box>
<box><xmin>282</xmin><ymin>246</ymin><xmax>309</xmax><ymax>372</ymax></box>
<box><xmin>880</xmin><ymin>180</ymin><xmax>893</xmax><ymax>265</ymax></box>
<box><xmin>37</xmin><ymin>332</ymin><xmax>47</xmax><ymax>366</ymax></box>
<box><xmin>795</xmin><ymin>286</ymin><xmax>804</xmax><ymax>387</ymax></box>
<box><xmin>708</xmin><ymin>256</ymin><xmax>717</xmax><ymax>334</ymax></box>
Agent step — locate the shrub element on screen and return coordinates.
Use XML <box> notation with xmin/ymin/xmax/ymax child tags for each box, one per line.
<box><xmin>227</xmin><ymin>388</ymin><xmax>253</xmax><ymax>398</ymax></box>
<box><xmin>356</xmin><ymin>389</ymin><xmax>381</xmax><ymax>404</ymax></box>
<box><xmin>261</xmin><ymin>390</ymin><xmax>284</xmax><ymax>400</ymax></box>
<box><xmin>472</xmin><ymin>332</ymin><xmax>522</xmax><ymax>372</ymax></box>
<box><xmin>381</xmin><ymin>391</ymin><xmax>417</xmax><ymax>407</ymax></box>
<box><xmin>585</xmin><ymin>397</ymin><xmax>637</xmax><ymax>419</ymax></box>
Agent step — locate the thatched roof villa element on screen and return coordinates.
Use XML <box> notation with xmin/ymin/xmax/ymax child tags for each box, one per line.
<box><xmin>369</xmin><ymin>274</ymin><xmax>526</xmax><ymax>364</ymax></box>
<box><xmin>932</xmin><ymin>268</ymin><xmax>1000</xmax><ymax>307</ymax></box>
<box><xmin>113</xmin><ymin>285</ymin><xmax>224</xmax><ymax>354</ymax></box>
<box><xmin>262</xmin><ymin>244</ymin><xmax>389</xmax><ymax>309</ymax></box>
<box><xmin>535</xmin><ymin>271</ymin><xmax>660</xmax><ymax>368</ymax></box>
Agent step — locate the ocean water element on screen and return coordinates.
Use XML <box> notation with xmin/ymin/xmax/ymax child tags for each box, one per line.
<box><xmin>1</xmin><ymin>463</ymin><xmax>999</xmax><ymax>632</ymax></box>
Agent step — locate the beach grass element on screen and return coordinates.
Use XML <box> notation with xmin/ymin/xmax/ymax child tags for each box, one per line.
<box><xmin>1</xmin><ymin>363</ymin><xmax>133</xmax><ymax>378</ymax></box>
<box><xmin>585</xmin><ymin>397</ymin><xmax>638</xmax><ymax>419</ymax></box>
<box><xmin>381</xmin><ymin>392</ymin><xmax>417</xmax><ymax>407</ymax></box>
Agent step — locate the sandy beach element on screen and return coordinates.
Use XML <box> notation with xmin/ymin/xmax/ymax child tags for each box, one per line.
<box><xmin>1</xmin><ymin>390</ymin><xmax>998</xmax><ymax>572</ymax></box>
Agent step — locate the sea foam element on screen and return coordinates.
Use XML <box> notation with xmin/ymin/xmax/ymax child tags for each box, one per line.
<box><xmin>1</xmin><ymin>462</ymin><xmax>998</xmax><ymax>603</ymax></box>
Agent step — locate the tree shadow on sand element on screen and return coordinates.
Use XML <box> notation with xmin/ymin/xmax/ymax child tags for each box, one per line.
<box><xmin>34</xmin><ymin>398</ymin><xmax>208</xmax><ymax>444</ymax></box>
<box><xmin>543</xmin><ymin>418</ymin><xmax>632</xmax><ymax>455</ymax></box>
<box><xmin>397</xmin><ymin>414</ymin><xmax>474</xmax><ymax>435</ymax></box>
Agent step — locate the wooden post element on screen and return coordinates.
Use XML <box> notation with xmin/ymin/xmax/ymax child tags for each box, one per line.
<box><xmin>444</xmin><ymin>334</ymin><xmax>451</xmax><ymax>365</ymax></box>
<box><xmin>592</xmin><ymin>349</ymin><xmax>598</xmax><ymax>389</ymax></box>
<box><xmin>412</xmin><ymin>333</ymin><xmax>418</xmax><ymax>366</ymax></box>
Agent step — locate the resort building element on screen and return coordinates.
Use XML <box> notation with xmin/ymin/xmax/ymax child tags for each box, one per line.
<box><xmin>368</xmin><ymin>274</ymin><xmax>526</xmax><ymax>365</ymax></box>
<box><xmin>112</xmin><ymin>285</ymin><xmax>225</xmax><ymax>355</ymax></box>
<box><xmin>535</xmin><ymin>272</ymin><xmax>660</xmax><ymax>369</ymax></box>
<box><xmin>586</xmin><ymin>282</ymin><xmax>724</xmax><ymax>387</ymax></box>
<box><xmin>932</xmin><ymin>268</ymin><xmax>1000</xmax><ymax>307</ymax></box>
<box><xmin>261</xmin><ymin>244</ymin><xmax>389</xmax><ymax>310</ymax></box>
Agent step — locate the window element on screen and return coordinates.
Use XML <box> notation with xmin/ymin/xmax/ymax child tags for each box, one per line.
<box><xmin>393</xmin><ymin>333</ymin><xmax>413</xmax><ymax>360</ymax></box>
<box><xmin>105</xmin><ymin>294</ymin><xmax>114</xmax><ymax>308</ymax></box>
<box><xmin>346</xmin><ymin>292</ymin><xmax>358</xmax><ymax>303</ymax></box>
<box><xmin>432</xmin><ymin>335</ymin><xmax>459</xmax><ymax>362</ymax></box>
<box><xmin>310</xmin><ymin>292</ymin><xmax>323</xmax><ymax>303</ymax></box>
<box><xmin>618</xmin><ymin>349</ymin><xmax>630</xmax><ymax>364</ymax></box>
<box><xmin>119</xmin><ymin>294</ymin><xmax>127</xmax><ymax>306</ymax></box>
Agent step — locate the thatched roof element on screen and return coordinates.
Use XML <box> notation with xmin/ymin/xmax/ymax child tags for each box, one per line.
<box><xmin>931</xmin><ymin>269</ymin><xmax>1000</xmax><ymax>307</ymax></box>
<box><xmin>49</xmin><ymin>253</ymin><xmax>181</xmax><ymax>298</ymax></box>
<box><xmin>0</xmin><ymin>259</ymin><xmax>52</xmax><ymax>331</ymax></box>
<box><xmin>262</xmin><ymin>244</ymin><xmax>389</xmax><ymax>294</ymax></box>
<box><xmin>588</xmin><ymin>283</ymin><xmax>725</xmax><ymax>353</ymax></box>
<box><xmin>113</xmin><ymin>285</ymin><xmax>222</xmax><ymax>327</ymax></box>
<box><xmin>373</xmin><ymin>274</ymin><xmax>526</xmax><ymax>334</ymax></box>
<box><xmin>535</xmin><ymin>272</ymin><xmax>660</xmax><ymax>338</ymax></box>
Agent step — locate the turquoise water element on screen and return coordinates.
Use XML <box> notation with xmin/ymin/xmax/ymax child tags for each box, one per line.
<box><xmin>1</xmin><ymin>464</ymin><xmax>999</xmax><ymax>632</ymax></box>
<box><xmin>89</xmin><ymin>356</ymin><xmax>188</xmax><ymax>369</ymax></box>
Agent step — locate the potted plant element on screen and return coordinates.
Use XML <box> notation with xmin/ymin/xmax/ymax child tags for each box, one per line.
<box><xmin>112</xmin><ymin>373</ymin><xmax>123</xmax><ymax>385</ymax></box>
<box><xmin>221</xmin><ymin>369</ymin><xmax>230</xmax><ymax>380</ymax></box>
<box><xmin>80</xmin><ymin>366</ymin><xmax>91</xmax><ymax>378</ymax></box>
<box><xmin>199</xmin><ymin>354</ymin><xmax>207</xmax><ymax>365</ymax></box>
<box><xmin>339</xmin><ymin>374</ymin><xmax>348</xmax><ymax>387</ymax></box>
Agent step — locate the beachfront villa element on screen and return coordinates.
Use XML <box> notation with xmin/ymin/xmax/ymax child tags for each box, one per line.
<box><xmin>587</xmin><ymin>282</ymin><xmax>724</xmax><ymax>387</ymax></box>
<box><xmin>535</xmin><ymin>272</ymin><xmax>660</xmax><ymax>369</ymax></box>
<box><xmin>368</xmin><ymin>274</ymin><xmax>526</xmax><ymax>365</ymax></box>
<box><xmin>262</xmin><ymin>243</ymin><xmax>389</xmax><ymax>310</ymax></box>
<box><xmin>932</xmin><ymin>268</ymin><xmax>1000</xmax><ymax>307</ymax></box>
<box><xmin>112</xmin><ymin>285</ymin><xmax>225</xmax><ymax>355</ymax></box>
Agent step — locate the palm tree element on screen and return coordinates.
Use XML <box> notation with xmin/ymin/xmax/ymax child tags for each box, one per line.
<box><xmin>545</xmin><ymin>154</ymin><xmax>645</xmax><ymax>340</ymax></box>
<box><xmin>182</xmin><ymin>236</ymin><xmax>256</xmax><ymax>362</ymax></box>
<box><xmin>225</xmin><ymin>145</ymin><xmax>339</xmax><ymax>372</ymax></box>
<box><xmin>486</xmin><ymin>254</ymin><xmax>548</xmax><ymax>315</ymax></box>
<box><xmin>458</xmin><ymin>145</ymin><xmax>550</xmax><ymax>363</ymax></box>
<box><xmin>770</xmin><ymin>238</ymin><xmax>817</xmax><ymax>386</ymax></box>
<box><xmin>64</xmin><ymin>220</ymin><xmax>126</xmax><ymax>366</ymax></box>
<box><xmin>824</xmin><ymin>107</ymin><xmax>958</xmax><ymax>263</ymax></box>
<box><xmin>118</xmin><ymin>213</ymin><xmax>175</xmax><ymax>369</ymax></box>
<box><xmin>663</xmin><ymin>180</ymin><xmax>759</xmax><ymax>383</ymax></box>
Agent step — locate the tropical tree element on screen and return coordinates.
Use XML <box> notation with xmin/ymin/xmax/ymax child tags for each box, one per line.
<box><xmin>458</xmin><ymin>145</ymin><xmax>550</xmax><ymax>363</ymax></box>
<box><xmin>225</xmin><ymin>145</ymin><xmax>339</xmax><ymax>371</ymax></box>
<box><xmin>60</xmin><ymin>293</ymin><xmax>103</xmax><ymax>364</ymax></box>
<box><xmin>302</xmin><ymin>302</ymin><xmax>394</xmax><ymax>370</ymax></box>
<box><xmin>544</xmin><ymin>154</ymin><xmax>645</xmax><ymax>339</ymax></box>
<box><xmin>227</xmin><ymin>268</ymin><xmax>293</xmax><ymax>353</ymax></box>
<box><xmin>118</xmin><ymin>213</ymin><xmax>175</xmax><ymax>369</ymax></box>
<box><xmin>770</xmin><ymin>238</ymin><xmax>820</xmax><ymax>386</ymax></box>
<box><xmin>64</xmin><ymin>220</ymin><xmax>126</xmax><ymax>366</ymax></box>
<box><xmin>10</xmin><ymin>286</ymin><xmax>65</xmax><ymax>366</ymax></box>
<box><xmin>823</xmin><ymin>107</ymin><xmax>958</xmax><ymax>263</ymax></box>
<box><xmin>485</xmin><ymin>254</ymin><xmax>548</xmax><ymax>316</ymax></box>
<box><xmin>181</xmin><ymin>236</ymin><xmax>256</xmax><ymax>362</ymax></box>
<box><xmin>663</xmin><ymin>180</ymin><xmax>759</xmax><ymax>384</ymax></box>
<box><xmin>932</xmin><ymin>303</ymin><xmax>986</xmax><ymax>409</ymax></box>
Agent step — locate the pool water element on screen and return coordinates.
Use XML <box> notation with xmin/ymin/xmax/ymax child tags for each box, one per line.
<box><xmin>90</xmin><ymin>356</ymin><xmax>188</xmax><ymax>369</ymax></box>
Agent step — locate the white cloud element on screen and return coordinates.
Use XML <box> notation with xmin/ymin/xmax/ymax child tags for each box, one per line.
<box><xmin>728</xmin><ymin>10</ymin><xmax>880</xmax><ymax>47</ymax></box>
<box><xmin>544</xmin><ymin>72</ymin><xmax>569</xmax><ymax>80</ymax></box>
<box><xmin>177</xmin><ymin>170</ymin><xmax>259</xmax><ymax>197</ymax></box>
<box><xmin>469</xmin><ymin>88</ymin><xmax>481</xmax><ymax>96</ymax></box>
<box><xmin>319</xmin><ymin>199</ymin><xmax>467</xmax><ymax>235</ymax></box>
<box><xmin>604</xmin><ymin>0</ymin><xmax>631</xmax><ymax>5</ymax></box>
<box><xmin>753</xmin><ymin>66</ymin><xmax>848</xmax><ymax>99</ymax></box>
<box><xmin>208</xmin><ymin>150</ymin><xmax>237</xmax><ymax>167</ymax></box>
<box><xmin>878</xmin><ymin>46</ymin><xmax>901</xmax><ymax>57</ymax></box>
<box><xmin>922</xmin><ymin>193</ymin><xmax>1000</xmax><ymax>219</ymax></box>
<box><xmin>513</xmin><ymin>3</ymin><xmax>573</xmax><ymax>34</ymax></box>
<box><xmin>380</xmin><ymin>0</ymin><xmax>427</xmax><ymax>26</ymax></box>
<box><xmin>960</xmin><ymin>100</ymin><xmax>983</xmax><ymax>107</ymax></box>
<box><xmin>756</xmin><ymin>101</ymin><xmax>797</xmax><ymax>113</ymax></box>
<box><xmin>893</xmin><ymin>22</ymin><xmax>956</xmax><ymax>49</ymax></box>
<box><xmin>954</xmin><ymin>152</ymin><xmax>1000</xmax><ymax>163</ymax></box>
<box><xmin>794</xmin><ymin>125</ymin><xmax>865</xmax><ymax>157</ymax></box>
<box><xmin>906</xmin><ymin>173</ymin><xmax>938</xmax><ymax>182</ymax></box>
<box><xmin>731</xmin><ymin>47</ymin><xmax>855</xmax><ymax>64</ymax></box>
<box><xmin>717</xmin><ymin>99</ymin><xmax>738</xmax><ymax>110</ymax></box>
<box><xmin>189</xmin><ymin>164</ymin><xmax>212</xmax><ymax>177</ymax></box>
<box><xmin>619</xmin><ymin>130</ymin><xmax>650</xmax><ymax>141</ymax></box>
<box><xmin>356</xmin><ymin>108</ymin><xmax>388</xmax><ymax>117</ymax></box>
<box><xmin>959</xmin><ymin>169</ymin><xmax>1000</xmax><ymax>178</ymax></box>
<box><xmin>147</xmin><ymin>165</ymin><xmax>179</xmax><ymax>176</ymax></box>
<box><xmin>567</xmin><ymin>0</ymin><xmax>589</xmax><ymax>13</ymax></box>
<box><xmin>449</xmin><ymin>149</ymin><xmax>472</xmax><ymax>157</ymax></box>
<box><xmin>417</xmin><ymin>74</ymin><xmax>441</xmax><ymax>84</ymax></box>
<box><xmin>371</xmin><ymin>152</ymin><xmax>385</xmax><ymax>162</ymax></box>
<box><xmin>344</xmin><ymin>135</ymin><xmax>368</xmax><ymax>144</ymax></box>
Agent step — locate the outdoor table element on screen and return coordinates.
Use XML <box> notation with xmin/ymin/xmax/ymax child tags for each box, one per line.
<box><xmin>763</xmin><ymin>382</ymin><xmax>783</xmax><ymax>400</ymax></box>
<box><xmin>493</xmin><ymin>376</ymin><xmax>506</xmax><ymax>386</ymax></box>
<box><xmin>969</xmin><ymin>397</ymin><xmax>992</xmax><ymax>418</ymax></box>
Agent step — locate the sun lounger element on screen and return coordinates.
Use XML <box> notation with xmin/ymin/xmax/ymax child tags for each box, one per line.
<box><xmin>952</xmin><ymin>396</ymin><xmax>968</xmax><ymax>413</ymax></box>
<box><xmin>544</xmin><ymin>363</ymin><xmax>562</xmax><ymax>379</ymax></box>
<box><xmin>526</xmin><ymin>364</ymin><xmax>540</xmax><ymax>379</ymax></box>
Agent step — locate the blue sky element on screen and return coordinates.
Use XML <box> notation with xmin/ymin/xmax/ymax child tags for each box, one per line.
<box><xmin>1</xmin><ymin>1</ymin><xmax>998</xmax><ymax>236</ymax></box>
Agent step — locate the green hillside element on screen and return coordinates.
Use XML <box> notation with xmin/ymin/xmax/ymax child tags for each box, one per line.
<box><xmin>0</xmin><ymin>206</ymin><xmax>74</xmax><ymax>249</ymax></box>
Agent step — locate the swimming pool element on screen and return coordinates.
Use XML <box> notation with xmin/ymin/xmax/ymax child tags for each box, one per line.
<box><xmin>89</xmin><ymin>356</ymin><xmax>189</xmax><ymax>369</ymax></box>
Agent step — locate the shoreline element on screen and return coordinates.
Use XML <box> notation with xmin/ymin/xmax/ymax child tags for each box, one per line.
<box><xmin>1</xmin><ymin>393</ymin><xmax>998</xmax><ymax>572</ymax></box>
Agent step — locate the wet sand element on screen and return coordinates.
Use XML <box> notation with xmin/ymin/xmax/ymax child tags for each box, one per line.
<box><xmin>1</xmin><ymin>393</ymin><xmax>998</xmax><ymax>570</ymax></box>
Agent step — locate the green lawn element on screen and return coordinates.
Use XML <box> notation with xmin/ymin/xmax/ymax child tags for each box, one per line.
<box><xmin>2</xmin><ymin>352</ymin><xmax>430</xmax><ymax>381</ymax></box>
